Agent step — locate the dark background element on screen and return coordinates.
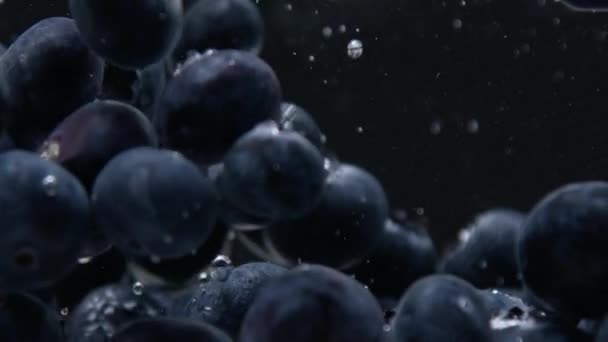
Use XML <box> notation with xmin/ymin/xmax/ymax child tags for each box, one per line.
<box><xmin>1</xmin><ymin>0</ymin><xmax>607</xmax><ymax>250</ymax></box>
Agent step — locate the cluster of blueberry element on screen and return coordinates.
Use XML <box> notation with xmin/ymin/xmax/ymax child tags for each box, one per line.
<box><xmin>0</xmin><ymin>0</ymin><xmax>607</xmax><ymax>341</ymax></box>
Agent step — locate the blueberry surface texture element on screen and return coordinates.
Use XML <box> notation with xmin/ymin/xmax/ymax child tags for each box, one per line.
<box><xmin>172</xmin><ymin>0</ymin><xmax>264</xmax><ymax>64</ymax></box>
<box><xmin>266</xmin><ymin>163</ymin><xmax>389</xmax><ymax>269</ymax></box>
<box><xmin>66</xmin><ymin>283</ymin><xmax>168</xmax><ymax>342</ymax></box>
<box><xmin>442</xmin><ymin>208</ymin><xmax>526</xmax><ymax>289</ymax></box>
<box><xmin>517</xmin><ymin>181</ymin><xmax>608</xmax><ymax>318</ymax></box>
<box><xmin>239</xmin><ymin>264</ymin><xmax>385</xmax><ymax>342</ymax></box>
<box><xmin>0</xmin><ymin>17</ymin><xmax>104</xmax><ymax>149</ymax></box>
<box><xmin>69</xmin><ymin>0</ymin><xmax>183</xmax><ymax>69</ymax></box>
<box><xmin>390</xmin><ymin>274</ymin><xmax>493</xmax><ymax>342</ymax></box>
<box><xmin>92</xmin><ymin>147</ymin><xmax>220</xmax><ymax>260</ymax></box>
<box><xmin>216</xmin><ymin>121</ymin><xmax>326</xmax><ymax>220</ymax></box>
<box><xmin>179</xmin><ymin>262</ymin><xmax>286</xmax><ymax>337</ymax></box>
<box><xmin>154</xmin><ymin>49</ymin><xmax>282</xmax><ymax>163</ymax></box>
<box><xmin>0</xmin><ymin>150</ymin><xmax>90</xmax><ymax>291</ymax></box>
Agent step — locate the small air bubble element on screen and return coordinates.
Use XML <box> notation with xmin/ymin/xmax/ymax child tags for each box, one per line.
<box><xmin>347</xmin><ymin>39</ymin><xmax>364</xmax><ymax>59</ymax></box>
<box><xmin>78</xmin><ymin>256</ymin><xmax>92</xmax><ymax>264</ymax></box>
<box><xmin>42</xmin><ymin>175</ymin><xmax>58</xmax><ymax>196</ymax></box>
<box><xmin>338</xmin><ymin>25</ymin><xmax>347</xmax><ymax>33</ymax></box>
<box><xmin>452</xmin><ymin>18</ymin><xmax>463</xmax><ymax>30</ymax></box>
<box><xmin>322</xmin><ymin>26</ymin><xmax>333</xmax><ymax>38</ymax></box>
<box><xmin>198</xmin><ymin>272</ymin><xmax>209</xmax><ymax>282</ymax></box>
<box><xmin>203</xmin><ymin>306</ymin><xmax>212</xmax><ymax>312</ymax></box>
<box><xmin>132</xmin><ymin>282</ymin><xmax>144</xmax><ymax>296</ymax></box>
<box><xmin>211</xmin><ymin>255</ymin><xmax>232</xmax><ymax>267</ymax></box>
<box><xmin>430</xmin><ymin>120</ymin><xmax>442</xmax><ymax>135</ymax></box>
<box><xmin>467</xmin><ymin>119</ymin><xmax>479</xmax><ymax>133</ymax></box>
<box><xmin>284</xmin><ymin>3</ymin><xmax>292</xmax><ymax>11</ymax></box>
<box><xmin>479</xmin><ymin>260</ymin><xmax>488</xmax><ymax>269</ymax></box>
<box><xmin>308</xmin><ymin>55</ymin><xmax>315</xmax><ymax>62</ymax></box>
<box><xmin>356</xmin><ymin>126</ymin><xmax>364</xmax><ymax>133</ymax></box>
<box><xmin>383</xmin><ymin>324</ymin><xmax>392</xmax><ymax>332</ymax></box>
<box><xmin>60</xmin><ymin>307</ymin><xmax>69</xmax><ymax>316</ymax></box>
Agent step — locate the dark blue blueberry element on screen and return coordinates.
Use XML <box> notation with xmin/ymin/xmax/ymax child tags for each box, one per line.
<box><xmin>239</xmin><ymin>264</ymin><xmax>384</xmax><ymax>342</ymax></box>
<box><xmin>111</xmin><ymin>318</ymin><xmax>232</xmax><ymax>342</ymax></box>
<box><xmin>390</xmin><ymin>274</ymin><xmax>492</xmax><ymax>342</ymax></box>
<box><xmin>266</xmin><ymin>163</ymin><xmax>388</xmax><ymax>269</ymax></box>
<box><xmin>442</xmin><ymin>208</ymin><xmax>526</xmax><ymax>289</ymax></box>
<box><xmin>276</xmin><ymin>102</ymin><xmax>325</xmax><ymax>149</ymax></box>
<box><xmin>517</xmin><ymin>182</ymin><xmax>608</xmax><ymax>318</ymax></box>
<box><xmin>0</xmin><ymin>17</ymin><xmax>104</xmax><ymax>149</ymax></box>
<box><xmin>92</xmin><ymin>147</ymin><xmax>220</xmax><ymax>260</ymax></box>
<box><xmin>69</xmin><ymin>0</ymin><xmax>183</xmax><ymax>69</ymax></box>
<box><xmin>180</xmin><ymin>262</ymin><xmax>286</xmax><ymax>337</ymax></box>
<box><xmin>216</xmin><ymin>121</ymin><xmax>325</xmax><ymax>220</ymax></box>
<box><xmin>172</xmin><ymin>0</ymin><xmax>264</xmax><ymax>64</ymax></box>
<box><xmin>0</xmin><ymin>151</ymin><xmax>90</xmax><ymax>291</ymax></box>
<box><xmin>131</xmin><ymin>220</ymin><xmax>229</xmax><ymax>283</ymax></box>
<box><xmin>0</xmin><ymin>292</ymin><xmax>63</xmax><ymax>342</ymax></box>
<box><xmin>348</xmin><ymin>218</ymin><xmax>437</xmax><ymax>298</ymax></box>
<box><xmin>38</xmin><ymin>100</ymin><xmax>158</xmax><ymax>191</ymax></box>
<box><xmin>154</xmin><ymin>50</ymin><xmax>282</xmax><ymax>163</ymax></box>
<box><xmin>66</xmin><ymin>283</ymin><xmax>168</xmax><ymax>342</ymax></box>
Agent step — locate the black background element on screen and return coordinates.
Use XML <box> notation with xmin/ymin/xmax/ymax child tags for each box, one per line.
<box><xmin>1</xmin><ymin>0</ymin><xmax>607</xmax><ymax>250</ymax></box>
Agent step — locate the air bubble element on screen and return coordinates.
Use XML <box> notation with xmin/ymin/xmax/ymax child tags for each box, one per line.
<box><xmin>479</xmin><ymin>260</ymin><xmax>488</xmax><ymax>269</ymax></box>
<box><xmin>123</xmin><ymin>301</ymin><xmax>137</xmax><ymax>311</ymax></box>
<box><xmin>467</xmin><ymin>119</ymin><xmax>479</xmax><ymax>133</ymax></box>
<box><xmin>60</xmin><ymin>307</ymin><xmax>69</xmax><ymax>316</ymax></box>
<box><xmin>78</xmin><ymin>256</ymin><xmax>92</xmax><ymax>264</ymax></box>
<box><xmin>430</xmin><ymin>120</ymin><xmax>442</xmax><ymax>135</ymax></box>
<box><xmin>347</xmin><ymin>39</ymin><xmax>363</xmax><ymax>59</ymax></box>
<box><xmin>132</xmin><ymin>282</ymin><xmax>144</xmax><ymax>296</ymax></box>
<box><xmin>198</xmin><ymin>272</ymin><xmax>209</xmax><ymax>282</ymax></box>
<box><xmin>322</xmin><ymin>26</ymin><xmax>333</xmax><ymax>38</ymax></box>
<box><xmin>42</xmin><ymin>175</ymin><xmax>58</xmax><ymax>196</ymax></box>
<box><xmin>203</xmin><ymin>306</ymin><xmax>212</xmax><ymax>312</ymax></box>
<box><xmin>211</xmin><ymin>255</ymin><xmax>232</xmax><ymax>267</ymax></box>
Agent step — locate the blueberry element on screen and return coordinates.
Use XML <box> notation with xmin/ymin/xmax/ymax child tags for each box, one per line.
<box><xmin>111</xmin><ymin>318</ymin><xmax>231</xmax><ymax>342</ymax></box>
<box><xmin>276</xmin><ymin>102</ymin><xmax>325</xmax><ymax>149</ymax></box>
<box><xmin>131</xmin><ymin>220</ymin><xmax>229</xmax><ymax>283</ymax></box>
<box><xmin>266</xmin><ymin>163</ymin><xmax>388</xmax><ymax>269</ymax></box>
<box><xmin>172</xmin><ymin>0</ymin><xmax>264</xmax><ymax>64</ymax></box>
<box><xmin>347</xmin><ymin>218</ymin><xmax>437</xmax><ymax>298</ymax></box>
<box><xmin>180</xmin><ymin>262</ymin><xmax>286</xmax><ymax>337</ymax></box>
<box><xmin>216</xmin><ymin>121</ymin><xmax>326</xmax><ymax>220</ymax></box>
<box><xmin>0</xmin><ymin>17</ymin><xmax>104</xmax><ymax>149</ymax></box>
<box><xmin>66</xmin><ymin>283</ymin><xmax>168</xmax><ymax>342</ymax></box>
<box><xmin>0</xmin><ymin>151</ymin><xmax>90</xmax><ymax>291</ymax></box>
<box><xmin>239</xmin><ymin>264</ymin><xmax>385</xmax><ymax>342</ymax></box>
<box><xmin>391</xmin><ymin>274</ymin><xmax>492</xmax><ymax>342</ymax></box>
<box><xmin>69</xmin><ymin>0</ymin><xmax>183</xmax><ymax>69</ymax></box>
<box><xmin>442</xmin><ymin>208</ymin><xmax>526</xmax><ymax>289</ymax></box>
<box><xmin>39</xmin><ymin>100</ymin><xmax>158</xmax><ymax>191</ymax></box>
<box><xmin>154</xmin><ymin>50</ymin><xmax>282</xmax><ymax>163</ymax></box>
<box><xmin>517</xmin><ymin>182</ymin><xmax>608</xmax><ymax>318</ymax></box>
<box><xmin>92</xmin><ymin>147</ymin><xmax>220</xmax><ymax>260</ymax></box>
<box><xmin>0</xmin><ymin>292</ymin><xmax>63</xmax><ymax>342</ymax></box>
